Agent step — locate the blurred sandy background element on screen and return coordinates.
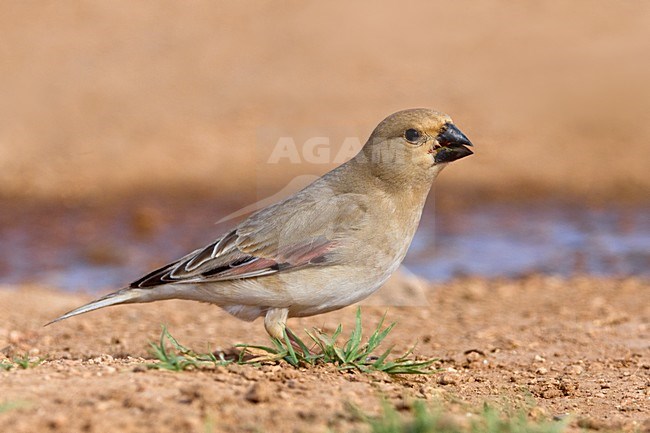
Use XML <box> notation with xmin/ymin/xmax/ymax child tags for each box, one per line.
<box><xmin>1</xmin><ymin>1</ymin><xmax>649</xmax><ymax>204</ymax></box>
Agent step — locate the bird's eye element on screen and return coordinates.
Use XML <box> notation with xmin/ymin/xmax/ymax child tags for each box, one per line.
<box><xmin>404</xmin><ymin>129</ymin><xmax>421</xmax><ymax>143</ymax></box>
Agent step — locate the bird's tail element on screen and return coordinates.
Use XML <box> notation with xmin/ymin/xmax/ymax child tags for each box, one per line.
<box><xmin>45</xmin><ymin>287</ymin><xmax>145</xmax><ymax>326</ymax></box>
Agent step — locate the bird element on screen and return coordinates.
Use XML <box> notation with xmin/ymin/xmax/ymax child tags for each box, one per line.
<box><xmin>47</xmin><ymin>108</ymin><xmax>473</xmax><ymax>340</ymax></box>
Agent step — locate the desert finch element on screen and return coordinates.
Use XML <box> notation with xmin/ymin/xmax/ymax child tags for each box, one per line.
<box><xmin>48</xmin><ymin>108</ymin><xmax>473</xmax><ymax>339</ymax></box>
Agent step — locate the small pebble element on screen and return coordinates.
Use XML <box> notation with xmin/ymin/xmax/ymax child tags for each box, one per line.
<box><xmin>438</xmin><ymin>373</ymin><xmax>459</xmax><ymax>385</ymax></box>
<box><xmin>245</xmin><ymin>383</ymin><xmax>271</xmax><ymax>403</ymax></box>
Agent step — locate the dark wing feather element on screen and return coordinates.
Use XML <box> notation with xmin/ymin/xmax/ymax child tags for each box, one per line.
<box><xmin>130</xmin><ymin>230</ymin><xmax>336</xmax><ymax>288</ymax></box>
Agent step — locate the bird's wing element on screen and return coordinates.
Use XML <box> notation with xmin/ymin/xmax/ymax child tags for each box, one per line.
<box><xmin>130</xmin><ymin>191</ymin><xmax>368</xmax><ymax>288</ymax></box>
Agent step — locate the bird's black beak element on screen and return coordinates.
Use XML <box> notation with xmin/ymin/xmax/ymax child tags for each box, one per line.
<box><xmin>434</xmin><ymin>123</ymin><xmax>474</xmax><ymax>163</ymax></box>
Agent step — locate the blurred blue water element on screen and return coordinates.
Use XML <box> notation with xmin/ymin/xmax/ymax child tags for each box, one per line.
<box><xmin>406</xmin><ymin>203</ymin><xmax>650</xmax><ymax>280</ymax></box>
<box><xmin>0</xmin><ymin>202</ymin><xmax>648</xmax><ymax>292</ymax></box>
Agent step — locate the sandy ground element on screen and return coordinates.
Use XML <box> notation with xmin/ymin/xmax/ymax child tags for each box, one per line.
<box><xmin>0</xmin><ymin>275</ymin><xmax>648</xmax><ymax>433</ymax></box>
<box><xmin>1</xmin><ymin>1</ymin><xmax>650</xmax><ymax>203</ymax></box>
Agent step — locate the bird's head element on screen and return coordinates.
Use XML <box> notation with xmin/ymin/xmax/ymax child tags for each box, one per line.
<box><xmin>357</xmin><ymin>108</ymin><xmax>473</xmax><ymax>185</ymax></box>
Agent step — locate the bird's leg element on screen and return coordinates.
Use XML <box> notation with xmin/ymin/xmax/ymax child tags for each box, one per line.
<box><xmin>264</xmin><ymin>308</ymin><xmax>316</xmax><ymax>355</ymax></box>
<box><xmin>264</xmin><ymin>307</ymin><xmax>289</xmax><ymax>341</ymax></box>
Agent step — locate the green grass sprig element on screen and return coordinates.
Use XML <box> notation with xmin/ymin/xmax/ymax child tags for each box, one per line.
<box><xmin>0</xmin><ymin>354</ymin><xmax>43</xmax><ymax>371</ymax></box>
<box><xmin>237</xmin><ymin>308</ymin><xmax>437</xmax><ymax>374</ymax></box>
<box><xmin>147</xmin><ymin>325</ymin><xmax>230</xmax><ymax>371</ymax></box>
<box><xmin>149</xmin><ymin>309</ymin><xmax>436</xmax><ymax>374</ymax></box>
<box><xmin>365</xmin><ymin>401</ymin><xmax>568</xmax><ymax>433</ymax></box>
